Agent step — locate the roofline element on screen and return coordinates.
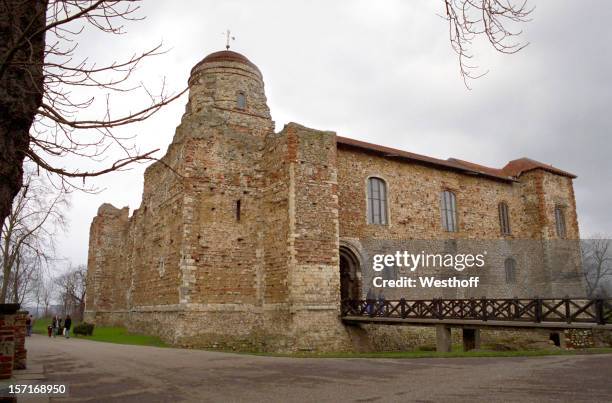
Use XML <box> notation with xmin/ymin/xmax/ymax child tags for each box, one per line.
<box><xmin>504</xmin><ymin>158</ymin><xmax>577</xmax><ymax>179</ymax></box>
<box><xmin>336</xmin><ymin>136</ymin><xmax>516</xmax><ymax>182</ymax></box>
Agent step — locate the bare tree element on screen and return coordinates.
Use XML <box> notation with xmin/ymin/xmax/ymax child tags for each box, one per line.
<box><xmin>55</xmin><ymin>263</ymin><xmax>87</xmax><ymax>319</ymax></box>
<box><xmin>40</xmin><ymin>275</ymin><xmax>56</xmax><ymax>317</ymax></box>
<box><xmin>581</xmin><ymin>238</ymin><xmax>612</xmax><ymax>297</ymax></box>
<box><xmin>443</xmin><ymin>0</ymin><xmax>533</xmax><ymax>86</ymax></box>
<box><xmin>0</xmin><ymin>166</ymin><xmax>69</xmax><ymax>303</ymax></box>
<box><xmin>7</xmin><ymin>247</ymin><xmax>43</xmax><ymax>304</ymax></box>
<box><xmin>0</xmin><ymin>0</ymin><xmax>186</xmax><ymax>227</ymax></box>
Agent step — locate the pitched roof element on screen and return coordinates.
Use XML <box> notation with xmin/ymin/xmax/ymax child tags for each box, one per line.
<box><xmin>502</xmin><ymin>158</ymin><xmax>577</xmax><ymax>179</ymax></box>
<box><xmin>336</xmin><ymin>136</ymin><xmax>576</xmax><ymax>181</ymax></box>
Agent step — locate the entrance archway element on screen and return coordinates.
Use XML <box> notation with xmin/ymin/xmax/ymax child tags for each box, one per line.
<box><xmin>339</xmin><ymin>246</ymin><xmax>361</xmax><ymax>301</ymax></box>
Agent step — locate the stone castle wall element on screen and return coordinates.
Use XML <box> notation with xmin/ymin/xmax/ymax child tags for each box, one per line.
<box><xmin>85</xmin><ymin>50</ymin><xmax>586</xmax><ymax>353</ymax></box>
<box><xmin>335</xmin><ymin>145</ymin><xmax>584</xmax><ymax>300</ymax></box>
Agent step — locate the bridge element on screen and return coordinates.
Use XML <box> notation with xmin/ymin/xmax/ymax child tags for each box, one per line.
<box><xmin>341</xmin><ymin>298</ymin><xmax>612</xmax><ymax>352</ymax></box>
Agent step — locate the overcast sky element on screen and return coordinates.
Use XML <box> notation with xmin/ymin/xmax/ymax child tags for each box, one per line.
<box><xmin>49</xmin><ymin>0</ymin><xmax>612</xmax><ymax>267</ymax></box>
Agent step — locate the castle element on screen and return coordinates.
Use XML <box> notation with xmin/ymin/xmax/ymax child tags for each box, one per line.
<box><xmin>85</xmin><ymin>50</ymin><xmax>585</xmax><ymax>351</ymax></box>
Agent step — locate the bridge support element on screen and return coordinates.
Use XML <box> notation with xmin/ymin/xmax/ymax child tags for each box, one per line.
<box><xmin>436</xmin><ymin>325</ymin><xmax>452</xmax><ymax>352</ymax></box>
<box><xmin>462</xmin><ymin>328</ymin><xmax>481</xmax><ymax>351</ymax></box>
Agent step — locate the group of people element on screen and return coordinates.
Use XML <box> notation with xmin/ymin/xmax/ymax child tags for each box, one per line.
<box><xmin>47</xmin><ymin>315</ymin><xmax>72</xmax><ymax>338</ymax></box>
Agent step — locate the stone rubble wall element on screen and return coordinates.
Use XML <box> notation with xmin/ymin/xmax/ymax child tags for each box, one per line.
<box><xmin>85</xmin><ymin>51</ymin><xmax>588</xmax><ymax>353</ymax></box>
<box><xmin>336</xmin><ymin>146</ymin><xmax>585</xmax><ymax>300</ymax></box>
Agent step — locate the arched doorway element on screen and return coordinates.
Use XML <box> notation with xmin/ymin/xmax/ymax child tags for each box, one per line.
<box><xmin>339</xmin><ymin>246</ymin><xmax>361</xmax><ymax>301</ymax></box>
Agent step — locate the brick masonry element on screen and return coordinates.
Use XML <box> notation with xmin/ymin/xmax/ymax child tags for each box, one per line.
<box><xmin>0</xmin><ymin>306</ymin><xmax>27</xmax><ymax>379</ymax></box>
<box><xmin>85</xmin><ymin>50</ymin><xmax>588</xmax><ymax>352</ymax></box>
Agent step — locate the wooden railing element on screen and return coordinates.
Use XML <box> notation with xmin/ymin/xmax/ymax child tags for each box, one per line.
<box><xmin>341</xmin><ymin>298</ymin><xmax>612</xmax><ymax>325</ymax></box>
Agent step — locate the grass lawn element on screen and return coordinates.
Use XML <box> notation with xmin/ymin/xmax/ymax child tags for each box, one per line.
<box><xmin>72</xmin><ymin>327</ymin><xmax>167</xmax><ymax>347</ymax></box>
<box><xmin>32</xmin><ymin>317</ymin><xmax>167</xmax><ymax>347</ymax></box>
<box><xmin>31</xmin><ymin>318</ymin><xmax>611</xmax><ymax>358</ymax></box>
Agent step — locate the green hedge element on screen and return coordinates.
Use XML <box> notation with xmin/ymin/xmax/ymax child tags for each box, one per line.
<box><xmin>73</xmin><ymin>322</ymin><xmax>95</xmax><ymax>336</ymax></box>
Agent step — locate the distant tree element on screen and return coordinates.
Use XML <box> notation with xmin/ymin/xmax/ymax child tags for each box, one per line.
<box><xmin>40</xmin><ymin>275</ymin><xmax>56</xmax><ymax>317</ymax></box>
<box><xmin>55</xmin><ymin>264</ymin><xmax>87</xmax><ymax>319</ymax></box>
<box><xmin>581</xmin><ymin>238</ymin><xmax>612</xmax><ymax>297</ymax></box>
<box><xmin>0</xmin><ymin>166</ymin><xmax>68</xmax><ymax>303</ymax></box>
<box><xmin>6</xmin><ymin>248</ymin><xmax>42</xmax><ymax>304</ymax></box>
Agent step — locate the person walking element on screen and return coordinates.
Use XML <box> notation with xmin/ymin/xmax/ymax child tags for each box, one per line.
<box><xmin>51</xmin><ymin>316</ymin><xmax>58</xmax><ymax>338</ymax></box>
<box><xmin>377</xmin><ymin>289</ymin><xmax>386</xmax><ymax>316</ymax></box>
<box><xmin>25</xmin><ymin>315</ymin><xmax>32</xmax><ymax>337</ymax></box>
<box><xmin>366</xmin><ymin>287</ymin><xmax>376</xmax><ymax>316</ymax></box>
<box><xmin>64</xmin><ymin>315</ymin><xmax>72</xmax><ymax>338</ymax></box>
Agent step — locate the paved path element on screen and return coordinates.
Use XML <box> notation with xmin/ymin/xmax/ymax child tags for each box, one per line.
<box><xmin>25</xmin><ymin>335</ymin><xmax>612</xmax><ymax>402</ymax></box>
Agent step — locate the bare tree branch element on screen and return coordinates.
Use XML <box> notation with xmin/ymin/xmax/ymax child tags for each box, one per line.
<box><xmin>442</xmin><ymin>0</ymin><xmax>533</xmax><ymax>87</ymax></box>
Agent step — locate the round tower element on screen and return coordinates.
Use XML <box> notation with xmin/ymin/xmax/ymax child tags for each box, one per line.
<box><xmin>186</xmin><ymin>50</ymin><xmax>273</xmax><ymax>135</ymax></box>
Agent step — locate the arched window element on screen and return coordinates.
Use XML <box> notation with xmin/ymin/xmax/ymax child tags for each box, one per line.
<box><xmin>440</xmin><ymin>190</ymin><xmax>457</xmax><ymax>232</ymax></box>
<box><xmin>555</xmin><ymin>206</ymin><xmax>566</xmax><ymax>238</ymax></box>
<box><xmin>367</xmin><ymin>177</ymin><xmax>387</xmax><ymax>225</ymax></box>
<box><xmin>237</xmin><ymin>92</ymin><xmax>246</xmax><ymax>109</ymax></box>
<box><xmin>498</xmin><ymin>202</ymin><xmax>511</xmax><ymax>235</ymax></box>
<box><xmin>505</xmin><ymin>258</ymin><xmax>517</xmax><ymax>283</ymax></box>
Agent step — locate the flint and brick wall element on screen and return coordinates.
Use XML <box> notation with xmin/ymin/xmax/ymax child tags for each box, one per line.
<box><xmin>335</xmin><ymin>145</ymin><xmax>584</xmax><ymax>299</ymax></box>
<box><xmin>85</xmin><ymin>51</ymin><xmax>586</xmax><ymax>353</ymax></box>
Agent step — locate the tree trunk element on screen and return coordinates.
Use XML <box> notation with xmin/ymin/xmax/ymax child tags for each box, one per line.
<box><xmin>0</xmin><ymin>261</ymin><xmax>10</xmax><ymax>303</ymax></box>
<box><xmin>0</xmin><ymin>0</ymin><xmax>48</xmax><ymax>225</ymax></box>
<box><xmin>11</xmin><ymin>254</ymin><xmax>20</xmax><ymax>303</ymax></box>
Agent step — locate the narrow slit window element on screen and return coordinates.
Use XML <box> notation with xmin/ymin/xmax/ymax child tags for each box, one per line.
<box><xmin>555</xmin><ymin>206</ymin><xmax>566</xmax><ymax>238</ymax></box>
<box><xmin>237</xmin><ymin>92</ymin><xmax>246</xmax><ymax>109</ymax></box>
<box><xmin>505</xmin><ymin>258</ymin><xmax>517</xmax><ymax>283</ymax></box>
<box><xmin>236</xmin><ymin>199</ymin><xmax>241</xmax><ymax>221</ymax></box>
<box><xmin>499</xmin><ymin>202</ymin><xmax>511</xmax><ymax>235</ymax></box>
<box><xmin>440</xmin><ymin>190</ymin><xmax>457</xmax><ymax>232</ymax></box>
<box><xmin>367</xmin><ymin>177</ymin><xmax>387</xmax><ymax>225</ymax></box>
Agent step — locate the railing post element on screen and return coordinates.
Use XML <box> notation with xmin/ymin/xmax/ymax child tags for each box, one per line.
<box><xmin>535</xmin><ymin>297</ymin><xmax>542</xmax><ymax>323</ymax></box>
<box><xmin>564</xmin><ymin>297</ymin><xmax>571</xmax><ymax>324</ymax></box>
<box><xmin>469</xmin><ymin>297</ymin><xmax>476</xmax><ymax>319</ymax></box>
<box><xmin>595</xmin><ymin>299</ymin><xmax>605</xmax><ymax>325</ymax></box>
<box><xmin>400</xmin><ymin>298</ymin><xmax>406</xmax><ymax>319</ymax></box>
<box><xmin>513</xmin><ymin>297</ymin><xmax>519</xmax><ymax>320</ymax></box>
<box><xmin>481</xmin><ymin>297</ymin><xmax>488</xmax><ymax>321</ymax></box>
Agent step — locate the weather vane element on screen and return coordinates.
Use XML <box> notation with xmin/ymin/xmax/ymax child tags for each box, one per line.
<box><xmin>222</xmin><ymin>29</ymin><xmax>235</xmax><ymax>50</ymax></box>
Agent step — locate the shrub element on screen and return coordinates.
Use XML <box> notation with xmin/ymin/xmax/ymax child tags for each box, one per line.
<box><xmin>73</xmin><ymin>322</ymin><xmax>95</xmax><ymax>336</ymax></box>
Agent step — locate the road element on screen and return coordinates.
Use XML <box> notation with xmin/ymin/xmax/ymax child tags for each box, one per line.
<box><xmin>24</xmin><ymin>335</ymin><xmax>612</xmax><ymax>402</ymax></box>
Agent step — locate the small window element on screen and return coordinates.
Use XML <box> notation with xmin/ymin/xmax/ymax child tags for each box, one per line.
<box><xmin>236</xmin><ymin>199</ymin><xmax>241</xmax><ymax>221</ymax></box>
<box><xmin>440</xmin><ymin>190</ymin><xmax>457</xmax><ymax>232</ymax></box>
<box><xmin>367</xmin><ymin>177</ymin><xmax>387</xmax><ymax>225</ymax></box>
<box><xmin>158</xmin><ymin>256</ymin><xmax>165</xmax><ymax>277</ymax></box>
<box><xmin>555</xmin><ymin>206</ymin><xmax>566</xmax><ymax>238</ymax></box>
<box><xmin>498</xmin><ymin>202</ymin><xmax>511</xmax><ymax>235</ymax></box>
<box><xmin>504</xmin><ymin>258</ymin><xmax>516</xmax><ymax>283</ymax></box>
<box><xmin>237</xmin><ymin>92</ymin><xmax>246</xmax><ymax>109</ymax></box>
